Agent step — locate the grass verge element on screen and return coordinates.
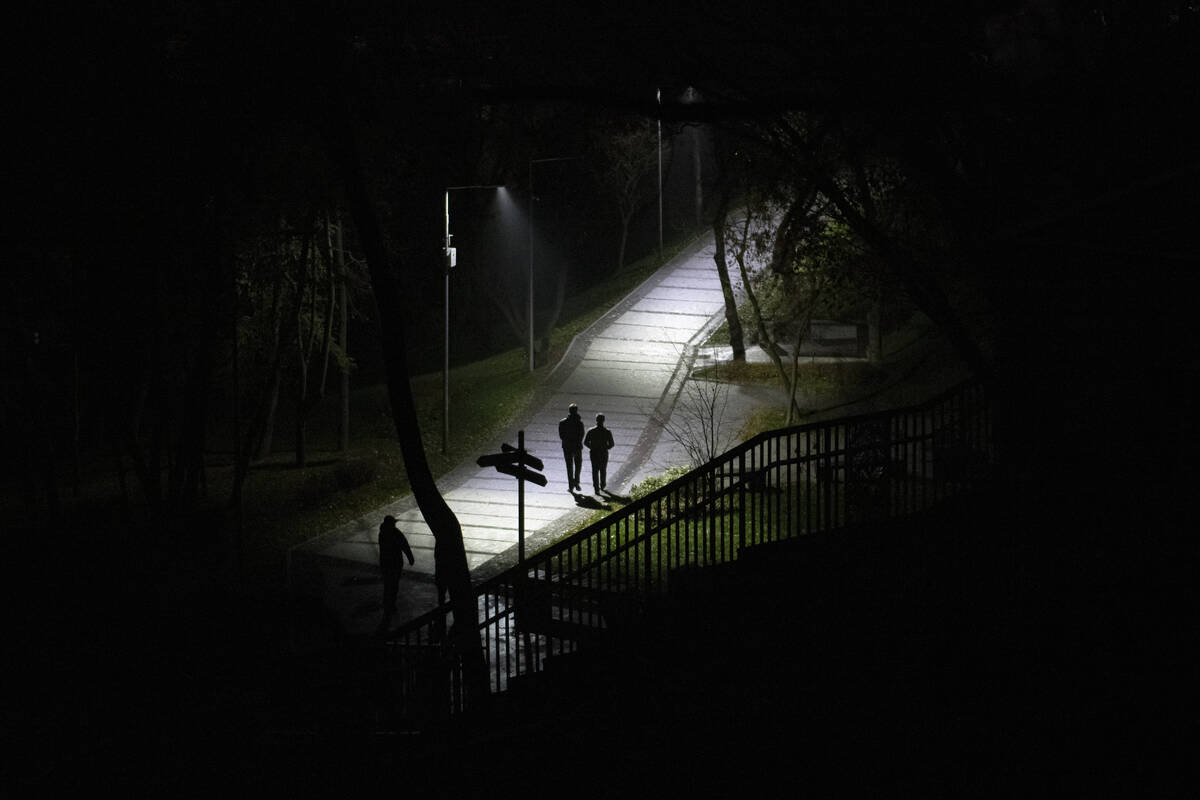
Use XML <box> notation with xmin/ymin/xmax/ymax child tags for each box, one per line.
<box><xmin>2</xmin><ymin>238</ymin><xmax>698</xmax><ymax>587</ymax></box>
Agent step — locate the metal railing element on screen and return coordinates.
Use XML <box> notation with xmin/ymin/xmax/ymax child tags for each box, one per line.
<box><xmin>386</xmin><ymin>378</ymin><xmax>992</xmax><ymax>723</ymax></box>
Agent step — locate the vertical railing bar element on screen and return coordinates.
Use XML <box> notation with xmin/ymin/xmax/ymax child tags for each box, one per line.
<box><xmin>669</xmin><ymin>485</ymin><xmax>677</xmax><ymax>577</ymax></box>
<box><xmin>657</xmin><ymin>492</ymin><xmax>664</xmax><ymax>591</ymax></box>
<box><xmin>644</xmin><ymin>500</ymin><xmax>652</xmax><ymax>594</ymax></box>
<box><xmin>691</xmin><ymin>471</ymin><xmax>698</xmax><ymax>569</ymax></box>
<box><xmin>586</xmin><ymin>532</ymin><xmax>593</xmax><ymax>628</ymax></box>
<box><xmin>837</xmin><ymin>422</ymin><xmax>844</xmax><ymax>529</ymax></box>
<box><xmin>750</xmin><ymin>444</ymin><xmax>757</xmax><ymax>550</ymax></box>
<box><xmin>707</xmin><ymin>466</ymin><xmax>716</xmax><ymax>567</ymax></box>
<box><xmin>718</xmin><ymin>464</ymin><xmax>726</xmax><ymax>565</ymax></box>
<box><xmin>923</xmin><ymin>405</ymin><xmax>929</xmax><ymax>507</ymax></box>
<box><xmin>398</xmin><ymin>380</ymin><xmax>993</xmax><ymax>721</ymax></box>
<box><xmin>938</xmin><ymin>397</ymin><xmax>945</xmax><ymax>503</ymax></box>
<box><xmin>788</xmin><ymin>432</ymin><xmax>795</xmax><ymax>540</ymax></box>
<box><xmin>803</xmin><ymin>429</ymin><xmax>810</xmax><ymax>535</ymax></box>
<box><xmin>908</xmin><ymin>411</ymin><xmax>915</xmax><ymax>514</ymax></box>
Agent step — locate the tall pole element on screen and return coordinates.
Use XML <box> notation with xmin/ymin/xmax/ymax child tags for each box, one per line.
<box><xmin>657</xmin><ymin>87</ymin><xmax>664</xmax><ymax>258</ymax></box>
<box><xmin>336</xmin><ymin>213</ymin><xmax>349</xmax><ymax>452</ymax></box>
<box><xmin>528</xmin><ymin>162</ymin><xmax>535</xmax><ymax>372</ymax></box>
<box><xmin>693</xmin><ymin>121</ymin><xmax>703</xmax><ymax>232</ymax></box>
<box><xmin>443</xmin><ymin>190</ymin><xmax>450</xmax><ymax>454</ymax></box>
<box><xmin>517</xmin><ymin>428</ymin><xmax>525</xmax><ymax>566</ymax></box>
<box><xmin>442</xmin><ymin>184</ymin><xmax>503</xmax><ymax>444</ymax></box>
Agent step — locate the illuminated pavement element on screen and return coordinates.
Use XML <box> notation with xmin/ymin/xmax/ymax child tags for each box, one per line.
<box><xmin>291</xmin><ymin>232</ymin><xmax>871</xmax><ymax>634</ymax></box>
<box><xmin>291</xmin><ymin>233</ymin><xmax>747</xmax><ymax>633</ymax></box>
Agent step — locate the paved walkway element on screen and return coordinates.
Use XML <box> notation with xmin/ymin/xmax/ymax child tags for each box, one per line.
<box><xmin>289</xmin><ymin>233</ymin><xmax>870</xmax><ymax>637</ymax></box>
<box><xmin>291</xmin><ymin>233</ymin><xmax>743</xmax><ymax>635</ymax></box>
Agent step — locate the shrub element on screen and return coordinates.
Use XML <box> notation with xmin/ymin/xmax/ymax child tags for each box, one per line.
<box><xmin>334</xmin><ymin>458</ymin><xmax>378</xmax><ymax>491</ymax></box>
<box><xmin>297</xmin><ymin>458</ymin><xmax>380</xmax><ymax>509</ymax></box>
<box><xmin>297</xmin><ymin>471</ymin><xmax>338</xmax><ymax>510</ymax></box>
<box><xmin>631</xmin><ymin>465</ymin><xmax>691</xmax><ymax>501</ymax></box>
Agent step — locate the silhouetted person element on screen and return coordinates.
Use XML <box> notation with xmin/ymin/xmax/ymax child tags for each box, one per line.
<box><xmin>378</xmin><ymin>514</ymin><xmax>414</xmax><ymax>630</ymax></box>
<box><xmin>558</xmin><ymin>403</ymin><xmax>585</xmax><ymax>491</ymax></box>
<box><xmin>584</xmin><ymin>413</ymin><xmax>614</xmax><ymax>494</ymax></box>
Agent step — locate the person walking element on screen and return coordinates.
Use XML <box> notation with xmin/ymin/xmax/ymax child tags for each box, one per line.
<box><xmin>378</xmin><ymin>514</ymin><xmax>414</xmax><ymax>630</ymax></box>
<box><xmin>558</xmin><ymin>403</ymin><xmax>585</xmax><ymax>492</ymax></box>
<box><xmin>583</xmin><ymin>413</ymin><xmax>615</xmax><ymax>494</ymax></box>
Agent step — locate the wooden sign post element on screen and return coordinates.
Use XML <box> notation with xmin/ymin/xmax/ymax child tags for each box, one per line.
<box><xmin>476</xmin><ymin>429</ymin><xmax>545</xmax><ymax>565</ymax></box>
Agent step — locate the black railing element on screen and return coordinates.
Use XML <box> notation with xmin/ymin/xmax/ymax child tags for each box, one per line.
<box><xmin>386</xmin><ymin>378</ymin><xmax>992</xmax><ymax>724</ymax></box>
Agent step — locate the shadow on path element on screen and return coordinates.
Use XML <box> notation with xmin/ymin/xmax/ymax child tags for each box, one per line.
<box><xmin>572</xmin><ymin>493</ymin><xmax>611</xmax><ymax>511</ymax></box>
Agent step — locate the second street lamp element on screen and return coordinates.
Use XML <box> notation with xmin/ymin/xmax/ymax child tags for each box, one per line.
<box><xmin>443</xmin><ymin>184</ymin><xmax>503</xmax><ymax>454</ymax></box>
<box><xmin>657</xmin><ymin>87</ymin><xmax>663</xmax><ymax>259</ymax></box>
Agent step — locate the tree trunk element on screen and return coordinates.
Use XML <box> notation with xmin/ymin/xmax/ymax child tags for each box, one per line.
<box><xmin>295</xmin><ymin>302</ymin><xmax>309</xmax><ymax>468</ymax></box>
<box><xmin>324</xmin><ymin>107</ymin><xmax>490</xmax><ymax>713</ymax></box>
<box><xmin>867</xmin><ymin>294</ymin><xmax>883</xmax><ymax>364</ymax></box>
<box><xmin>255</xmin><ymin>269</ymin><xmax>287</xmax><ymax>461</ymax></box>
<box><xmin>731</xmin><ymin>212</ymin><xmax>801</xmax><ymax>418</ymax></box>
<box><xmin>712</xmin><ymin>196</ymin><xmax>745</xmax><ymax>361</ymax></box>
<box><xmin>293</xmin><ymin>226</ymin><xmax>318</xmax><ymax>468</ymax></box>
<box><xmin>693</xmin><ymin>124</ymin><xmax>704</xmax><ymax>231</ymax></box>
<box><xmin>785</xmin><ymin>276</ymin><xmax>825</xmax><ymax>426</ymax></box>
<box><xmin>336</xmin><ymin>214</ymin><xmax>350</xmax><ymax>452</ymax></box>
<box><xmin>257</xmin><ymin>367</ymin><xmax>282</xmax><ymax>460</ymax></box>
<box><xmin>617</xmin><ymin>211</ymin><xmax>631</xmax><ymax>271</ymax></box>
<box><xmin>171</xmin><ymin>342</ymin><xmax>212</xmax><ymax>509</ymax></box>
<box><xmin>294</xmin><ymin>387</ymin><xmax>307</xmax><ymax>466</ymax></box>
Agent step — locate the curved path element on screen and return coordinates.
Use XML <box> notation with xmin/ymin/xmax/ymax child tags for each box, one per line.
<box><xmin>291</xmin><ymin>232</ymin><xmax>741</xmax><ymax>634</ymax></box>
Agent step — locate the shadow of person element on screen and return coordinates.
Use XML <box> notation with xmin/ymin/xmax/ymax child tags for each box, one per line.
<box><xmin>599</xmin><ymin>490</ymin><xmax>631</xmax><ymax>505</ymax></box>
<box><xmin>573</xmin><ymin>494</ymin><xmax>611</xmax><ymax>511</ymax></box>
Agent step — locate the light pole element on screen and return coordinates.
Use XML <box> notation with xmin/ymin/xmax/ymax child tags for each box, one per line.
<box><xmin>657</xmin><ymin>87</ymin><xmax>663</xmax><ymax>259</ymax></box>
<box><xmin>443</xmin><ymin>184</ymin><xmax>503</xmax><ymax>453</ymax></box>
<box><xmin>528</xmin><ymin>156</ymin><xmax>580</xmax><ymax>372</ymax></box>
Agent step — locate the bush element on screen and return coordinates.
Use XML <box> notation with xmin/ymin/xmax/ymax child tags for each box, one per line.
<box><xmin>296</xmin><ymin>458</ymin><xmax>380</xmax><ymax>509</ymax></box>
<box><xmin>333</xmin><ymin>458</ymin><xmax>378</xmax><ymax>491</ymax></box>
<box><xmin>296</xmin><ymin>471</ymin><xmax>338</xmax><ymax>510</ymax></box>
<box><xmin>631</xmin><ymin>465</ymin><xmax>691</xmax><ymax>501</ymax></box>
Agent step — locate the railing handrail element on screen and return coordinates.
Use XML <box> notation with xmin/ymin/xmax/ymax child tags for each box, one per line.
<box><xmin>398</xmin><ymin>376</ymin><xmax>986</xmax><ymax>635</ymax></box>
<box><xmin>384</xmin><ymin>376</ymin><xmax>992</xmax><ymax>723</ymax></box>
<box><xmin>490</xmin><ymin>376</ymin><xmax>983</xmax><ymax>582</ymax></box>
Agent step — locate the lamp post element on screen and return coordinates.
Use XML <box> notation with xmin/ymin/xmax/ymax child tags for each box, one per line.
<box><xmin>657</xmin><ymin>87</ymin><xmax>663</xmax><ymax>259</ymax></box>
<box><xmin>527</xmin><ymin>157</ymin><xmax>580</xmax><ymax>372</ymax></box>
<box><xmin>443</xmin><ymin>184</ymin><xmax>503</xmax><ymax>453</ymax></box>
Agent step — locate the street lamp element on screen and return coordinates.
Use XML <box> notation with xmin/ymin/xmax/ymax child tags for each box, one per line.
<box><xmin>657</xmin><ymin>87</ymin><xmax>663</xmax><ymax>258</ymax></box>
<box><xmin>528</xmin><ymin>156</ymin><xmax>580</xmax><ymax>372</ymax></box>
<box><xmin>443</xmin><ymin>184</ymin><xmax>503</xmax><ymax>453</ymax></box>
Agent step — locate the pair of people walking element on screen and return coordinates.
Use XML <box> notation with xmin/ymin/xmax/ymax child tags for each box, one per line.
<box><xmin>558</xmin><ymin>403</ymin><xmax>614</xmax><ymax>494</ymax></box>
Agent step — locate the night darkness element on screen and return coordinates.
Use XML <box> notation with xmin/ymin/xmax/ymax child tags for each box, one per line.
<box><xmin>5</xmin><ymin>2</ymin><xmax>1197</xmax><ymax>794</ymax></box>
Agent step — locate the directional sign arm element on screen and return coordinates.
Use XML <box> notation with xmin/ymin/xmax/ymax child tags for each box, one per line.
<box><xmin>477</xmin><ymin>452</ymin><xmax>518</xmax><ymax>468</ymax></box>
<box><xmin>494</xmin><ymin>463</ymin><xmax>548</xmax><ymax>486</ymax></box>
<box><xmin>500</xmin><ymin>443</ymin><xmax>545</xmax><ymax>471</ymax></box>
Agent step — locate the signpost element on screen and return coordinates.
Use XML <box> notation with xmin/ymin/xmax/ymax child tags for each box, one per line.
<box><xmin>476</xmin><ymin>430</ymin><xmax>545</xmax><ymax>565</ymax></box>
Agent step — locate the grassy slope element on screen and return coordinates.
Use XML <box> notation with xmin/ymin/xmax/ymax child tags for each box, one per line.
<box><xmin>700</xmin><ymin>310</ymin><xmax>971</xmax><ymax>446</ymax></box>
<box><xmin>203</xmin><ymin>240</ymin><xmax>693</xmax><ymax>579</ymax></box>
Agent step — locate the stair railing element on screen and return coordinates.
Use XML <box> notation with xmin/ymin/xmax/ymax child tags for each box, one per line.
<box><xmin>387</xmin><ymin>378</ymin><xmax>992</xmax><ymax>722</ymax></box>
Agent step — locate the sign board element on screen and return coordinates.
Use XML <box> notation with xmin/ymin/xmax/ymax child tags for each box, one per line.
<box><xmin>476</xmin><ymin>430</ymin><xmax>545</xmax><ymax>564</ymax></box>
<box><xmin>494</xmin><ymin>462</ymin><xmax>548</xmax><ymax>486</ymax></box>
<box><xmin>501</xmin><ymin>442</ymin><xmax>545</xmax><ymax>471</ymax></box>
